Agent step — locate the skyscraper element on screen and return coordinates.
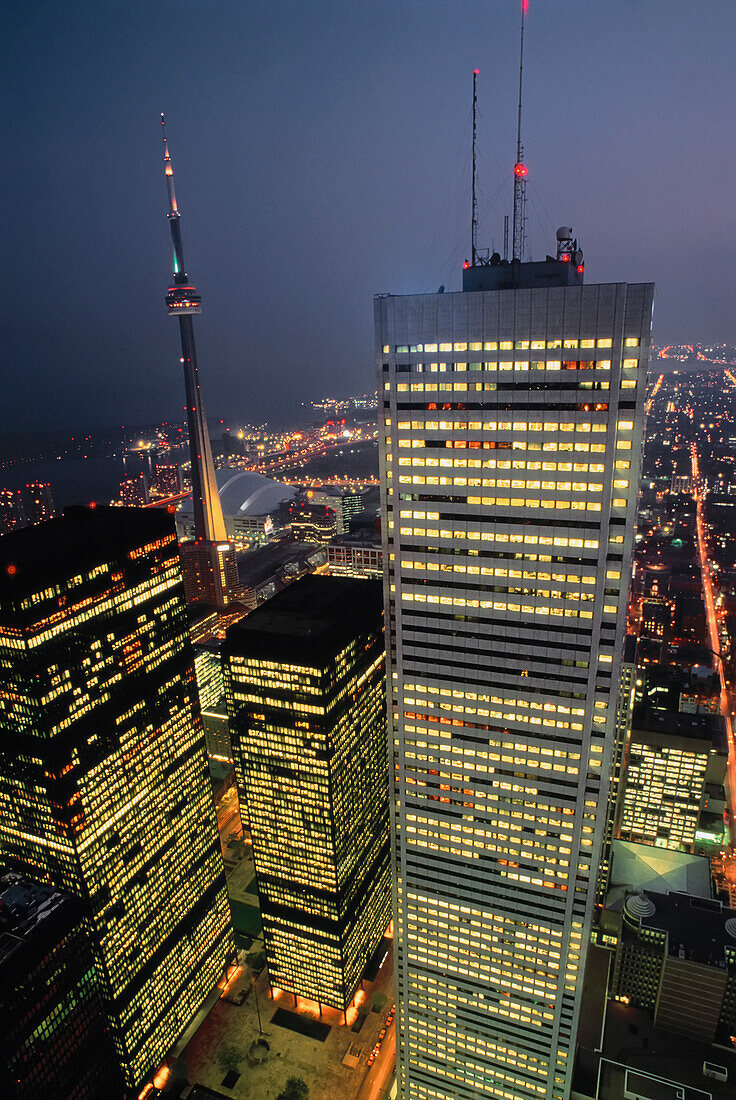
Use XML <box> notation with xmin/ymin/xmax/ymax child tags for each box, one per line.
<box><xmin>24</xmin><ymin>481</ymin><xmax>55</xmax><ymax>524</ymax></box>
<box><xmin>118</xmin><ymin>472</ymin><xmax>149</xmax><ymax>507</ymax></box>
<box><xmin>0</xmin><ymin>506</ymin><xmax>234</xmax><ymax>1092</ymax></box>
<box><xmin>224</xmin><ymin>575</ymin><xmax>391</xmax><ymax>1011</ymax></box>
<box><xmin>160</xmin><ymin>115</ymin><xmax>238</xmax><ymax>609</ymax></box>
<box><xmin>0</xmin><ymin>489</ymin><xmax>26</xmax><ymax>534</ymax></box>
<box><xmin>377</xmin><ymin>239</ymin><xmax>653</xmax><ymax>1099</ymax></box>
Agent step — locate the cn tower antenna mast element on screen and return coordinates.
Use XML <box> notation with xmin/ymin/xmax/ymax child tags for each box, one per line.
<box><xmin>512</xmin><ymin>0</ymin><xmax>529</xmax><ymax>261</ymax></box>
<box><xmin>160</xmin><ymin>114</ymin><xmax>235</xmax><ymax>610</ymax></box>
<box><xmin>471</xmin><ymin>69</ymin><xmax>479</xmax><ymax>267</ymax></box>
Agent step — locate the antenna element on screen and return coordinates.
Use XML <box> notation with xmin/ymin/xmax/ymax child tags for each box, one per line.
<box><xmin>471</xmin><ymin>69</ymin><xmax>479</xmax><ymax>267</ymax></box>
<box><xmin>512</xmin><ymin>0</ymin><xmax>529</xmax><ymax>261</ymax></box>
<box><xmin>161</xmin><ymin>113</ymin><xmax>179</xmax><ymax>217</ymax></box>
<box><xmin>503</xmin><ymin>215</ymin><xmax>509</xmax><ymax>261</ymax></box>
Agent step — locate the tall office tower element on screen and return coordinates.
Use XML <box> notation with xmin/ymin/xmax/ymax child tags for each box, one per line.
<box><xmin>0</xmin><ymin>872</ymin><xmax>122</xmax><ymax>1099</ymax></box>
<box><xmin>160</xmin><ymin>115</ymin><xmax>237</xmax><ymax>609</ymax></box>
<box><xmin>0</xmin><ymin>507</ymin><xmax>234</xmax><ymax>1093</ymax></box>
<box><xmin>0</xmin><ymin>489</ymin><xmax>26</xmax><ymax>534</ymax></box>
<box><xmin>224</xmin><ymin>575</ymin><xmax>391</xmax><ymax>1011</ymax></box>
<box><xmin>377</xmin><ymin>239</ymin><xmax>653</xmax><ymax>1099</ymax></box>
<box><xmin>24</xmin><ymin>481</ymin><xmax>55</xmax><ymax>524</ymax></box>
<box><xmin>153</xmin><ymin>461</ymin><xmax>183</xmax><ymax>497</ymax></box>
<box><xmin>118</xmin><ymin>472</ymin><xmax>149</xmax><ymax>506</ymax></box>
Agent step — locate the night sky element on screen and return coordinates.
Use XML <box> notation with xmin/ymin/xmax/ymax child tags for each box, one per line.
<box><xmin>4</xmin><ymin>1</ymin><xmax>736</xmax><ymax>438</ymax></box>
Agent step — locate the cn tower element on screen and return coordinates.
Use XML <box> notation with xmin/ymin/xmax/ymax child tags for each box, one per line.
<box><xmin>160</xmin><ymin>114</ymin><xmax>237</xmax><ymax>609</ymax></box>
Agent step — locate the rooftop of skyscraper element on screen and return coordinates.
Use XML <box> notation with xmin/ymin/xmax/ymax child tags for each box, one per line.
<box><xmin>0</xmin><ymin>871</ymin><xmax>78</xmax><ymax>977</ymax></box>
<box><xmin>224</xmin><ymin>573</ymin><xmax>382</xmax><ymax>665</ymax></box>
<box><xmin>0</xmin><ymin>505</ymin><xmax>175</xmax><ymax>604</ymax></box>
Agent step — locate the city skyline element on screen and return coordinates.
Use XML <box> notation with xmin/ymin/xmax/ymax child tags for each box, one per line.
<box><xmin>5</xmin><ymin>1</ymin><xmax>736</xmax><ymax>438</ymax></box>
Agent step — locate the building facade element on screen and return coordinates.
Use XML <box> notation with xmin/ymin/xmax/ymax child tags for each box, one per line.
<box><xmin>24</xmin><ymin>481</ymin><xmax>55</xmax><ymax>525</ymax></box>
<box><xmin>327</xmin><ymin>533</ymin><xmax>383</xmax><ymax>579</ymax></box>
<box><xmin>224</xmin><ymin>575</ymin><xmax>391</xmax><ymax>1011</ymax></box>
<box><xmin>0</xmin><ymin>489</ymin><xmax>26</xmax><ymax>534</ymax></box>
<box><xmin>0</xmin><ymin>506</ymin><xmax>234</xmax><ymax>1092</ymax></box>
<box><xmin>118</xmin><ymin>472</ymin><xmax>149</xmax><ymax>507</ymax></box>
<box><xmin>377</xmin><ymin>273</ymin><xmax>653</xmax><ymax>1099</ymax></box>
<box><xmin>618</xmin><ymin>708</ymin><xmax>726</xmax><ymax>852</ymax></box>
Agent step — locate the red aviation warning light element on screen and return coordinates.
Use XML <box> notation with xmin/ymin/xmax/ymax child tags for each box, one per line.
<box><xmin>514</xmin><ymin>162</ymin><xmax>528</xmax><ymax>179</ymax></box>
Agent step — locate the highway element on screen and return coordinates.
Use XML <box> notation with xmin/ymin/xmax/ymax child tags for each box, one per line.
<box><xmin>691</xmin><ymin>442</ymin><xmax>736</xmax><ymax>848</ymax></box>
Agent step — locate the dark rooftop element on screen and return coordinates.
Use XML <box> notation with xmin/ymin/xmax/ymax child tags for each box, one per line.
<box><xmin>632</xmin><ymin>704</ymin><xmax>726</xmax><ymax>750</ymax></box>
<box><xmin>237</xmin><ymin>536</ymin><xmax>324</xmax><ymax>589</ymax></box>
<box><xmin>636</xmin><ymin>889</ymin><xmax>736</xmax><ymax>966</ymax></box>
<box><xmin>0</xmin><ymin>505</ymin><xmax>175</xmax><ymax>602</ymax></box>
<box><xmin>0</xmin><ymin>872</ymin><xmax>80</xmax><ymax>982</ymax></box>
<box><xmin>224</xmin><ymin>574</ymin><xmax>382</xmax><ymax>667</ymax></box>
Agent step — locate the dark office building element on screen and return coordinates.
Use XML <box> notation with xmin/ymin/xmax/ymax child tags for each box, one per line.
<box><xmin>0</xmin><ymin>872</ymin><xmax>122</xmax><ymax>1100</ymax></box>
<box><xmin>24</xmin><ymin>481</ymin><xmax>54</xmax><ymax>525</ymax></box>
<box><xmin>224</xmin><ymin>575</ymin><xmax>390</xmax><ymax>1011</ymax></box>
<box><xmin>0</xmin><ymin>506</ymin><xmax>234</xmax><ymax>1092</ymax></box>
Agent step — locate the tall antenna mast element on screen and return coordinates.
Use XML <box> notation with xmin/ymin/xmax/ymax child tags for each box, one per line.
<box><xmin>471</xmin><ymin>69</ymin><xmax>479</xmax><ymax>267</ymax></box>
<box><xmin>159</xmin><ymin>114</ymin><xmax>233</xmax><ymax>608</ymax></box>
<box><xmin>512</xmin><ymin>0</ymin><xmax>529</xmax><ymax>261</ymax></box>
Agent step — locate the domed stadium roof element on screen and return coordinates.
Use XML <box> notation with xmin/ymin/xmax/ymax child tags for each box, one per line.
<box><xmin>214</xmin><ymin>471</ymin><xmax>297</xmax><ymax>517</ymax></box>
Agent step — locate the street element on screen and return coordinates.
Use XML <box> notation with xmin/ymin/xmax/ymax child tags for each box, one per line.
<box><xmin>691</xmin><ymin>442</ymin><xmax>736</xmax><ymax>848</ymax></box>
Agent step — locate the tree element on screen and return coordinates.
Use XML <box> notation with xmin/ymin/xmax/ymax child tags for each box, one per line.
<box><xmin>277</xmin><ymin>1076</ymin><xmax>310</xmax><ymax>1100</ymax></box>
<box><xmin>217</xmin><ymin>1044</ymin><xmax>242</xmax><ymax>1075</ymax></box>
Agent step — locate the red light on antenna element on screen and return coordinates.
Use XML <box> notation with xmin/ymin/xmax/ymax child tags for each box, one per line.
<box><xmin>463</xmin><ymin>260</ymin><xmax>470</xmax><ymax>269</ymax></box>
<box><xmin>514</xmin><ymin>162</ymin><xmax>528</xmax><ymax>178</ymax></box>
<box><xmin>89</xmin><ymin>500</ymin><xmax>97</xmax><ymax>509</ymax></box>
<box><xmin>473</xmin><ymin>69</ymin><xmax>479</xmax><ymax>75</ymax></box>
<box><xmin>6</xmin><ymin>564</ymin><xmax>17</xmax><ymax>577</ymax></box>
<box><xmin>522</xmin><ymin>0</ymin><xmax>529</xmax><ymax>13</ymax></box>
<box><xmin>561</xmin><ymin>253</ymin><xmax>570</xmax><ymax>262</ymax></box>
<box><xmin>577</xmin><ymin>264</ymin><xmax>585</xmax><ymax>274</ymax></box>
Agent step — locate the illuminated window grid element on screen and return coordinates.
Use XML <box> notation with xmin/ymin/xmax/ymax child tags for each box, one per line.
<box><xmin>377</xmin><ymin>282</ymin><xmax>652</xmax><ymax>1099</ymax></box>
<box><xmin>619</xmin><ymin>738</ymin><xmax>709</xmax><ymax>851</ymax></box>
<box><xmin>225</xmin><ymin>580</ymin><xmax>391</xmax><ymax>1011</ymax></box>
<box><xmin>0</xmin><ymin>510</ymin><xmax>234</xmax><ymax>1090</ymax></box>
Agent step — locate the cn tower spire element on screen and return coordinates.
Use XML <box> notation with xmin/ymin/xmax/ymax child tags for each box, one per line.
<box><xmin>512</xmin><ymin>0</ymin><xmax>529</xmax><ymax>261</ymax></box>
<box><xmin>160</xmin><ymin>114</ymin><xmax>232</xmax><ymax>606</ymax></box>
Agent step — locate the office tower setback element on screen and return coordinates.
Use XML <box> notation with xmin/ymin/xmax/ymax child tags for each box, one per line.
<box><xmin>160</xmin><ymin>115</ymin><xmax>237</xmax><ymax>608</ymax></box>
<box><xmin>0</xmin><ymin>506</ymin><xmax>234</xmax><ymax>1091</ymax></box>
<box><xmin>377</xmin><ymin>243</ymin><xmax>653</xmax><ymax>1098</ymax></box>
<box><xmin>0</xmin><ymin>872</ymin><xmax>122</xmax><ymax>1100</ymax></box>
<box><xmin>24</xmin><ymin>481</ymin><xmax>55</xmax><ymax>525</ymax></box>
<box><xmin>0</xmin><ymin>489</ymin><xmax>26</xmax><ymax>534</ymax></box>
<box><xmin>224</xmin><ymin>575</ymin><xmax>391</xmax><ymax>1010</ymax></box>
